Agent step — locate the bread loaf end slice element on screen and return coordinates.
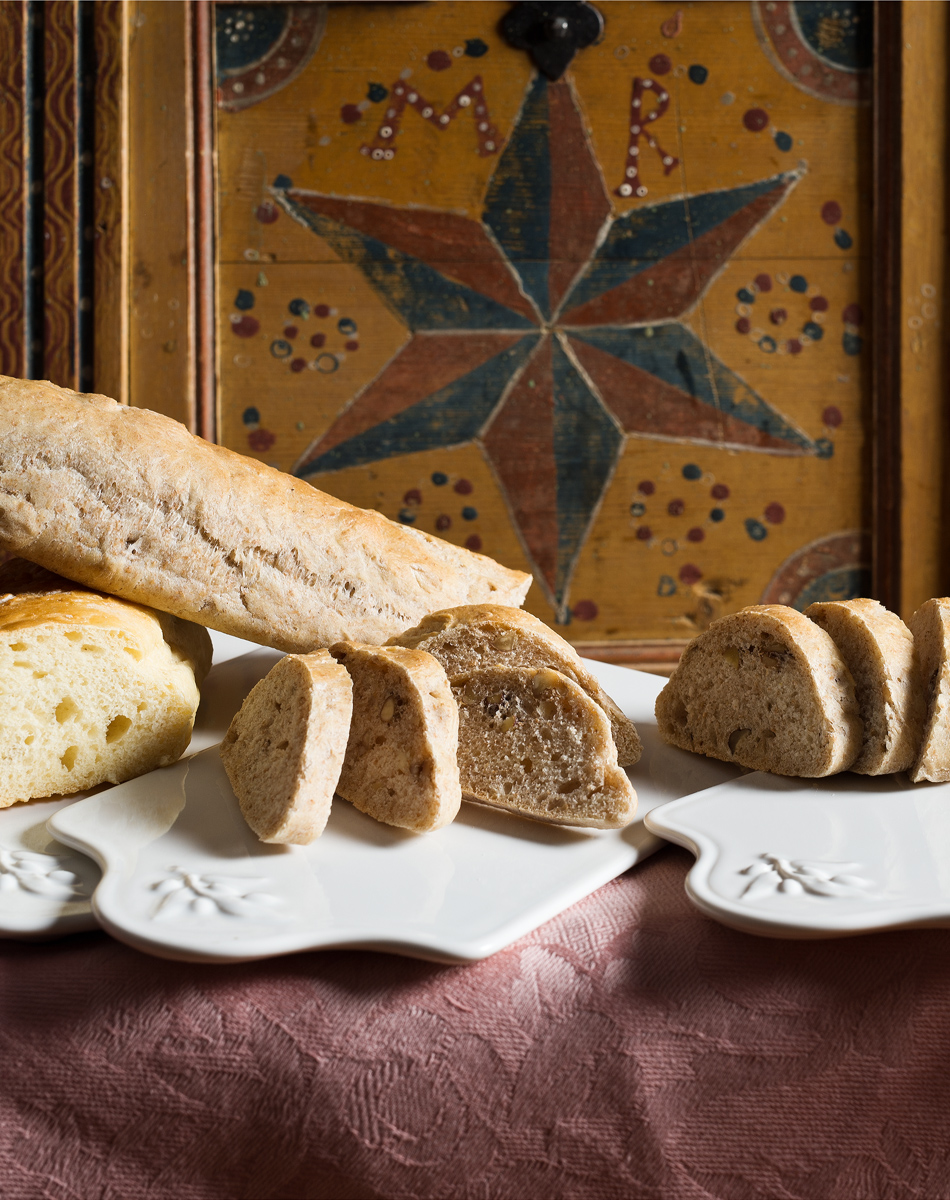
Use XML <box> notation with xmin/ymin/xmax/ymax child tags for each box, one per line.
<box><xmin>805</xmin><ymin>598</ymin><xmax>923</xmax><ymax>775</ymax></box>
<box><xmin>655</xmin><ymin>605</ymin><xmax>863</xmax><ymax>777</ymax></box>
<box><xmin>454</xmin><ymin>664</ymin><xmax>637</xmax><ymax>828</ymax></box>
<box><xmin>389</xmin><ymin>604</ymin><xmax>642</xmax><ymax>766</ymax></box>
<box><xmin>220</xmin><ymin>651</ymin><xmax>352</xmax><ymax>844</ymax></box>
<box><xmin>329</xmin><ymin>643</ymin><xmax>461</xmax><ymax>833</ymax></box>
<box><xmin>908</xmin><ymin>598</ymin><xmax>950</xmax><ymax>783</ymax></box>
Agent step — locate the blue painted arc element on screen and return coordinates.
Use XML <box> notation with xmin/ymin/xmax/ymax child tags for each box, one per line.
<box><xmin>297</xmin><ymin>334</ymin><xmax>541</xmax><ymax>477</ymax></box>
<box><xmin>483</xmin><ymin>74</ymin><xmax>552</xmax><ymax>320</ymax></box>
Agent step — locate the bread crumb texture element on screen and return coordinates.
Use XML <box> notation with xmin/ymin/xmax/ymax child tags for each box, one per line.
<box><xmin>220</xmin><ymin>651</ymin><xmax>353</xmax><ymax>844</ymax></box>
<box><xmin>389</xmin><ymin>604</ymin><xmax>642</xmax><ymax>766</ymax></box>
<box><xmin>454</xmin><ymin>664</ymin><xmax>637</xmax><ymax>829</ymax></box>
<box><xmin>908</xmin><ymin>598</ymin><xmax>950</xmax><ymax>783</ymax></box>
<box><xmin>330</xmin><ymin>643</ymin><xmax>461</xmax><ymax>833</ymax></box>
<box><xmin>656</xmin><ymin>605</ymin><xmax>862</xmax><ymax>778</ymax></box>
<box><xmin>0</xmin><ymin>588</ymin><xmax>210</xmax><ymax>806</ymax></box>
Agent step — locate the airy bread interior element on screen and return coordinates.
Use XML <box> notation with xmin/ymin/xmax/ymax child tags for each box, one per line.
<box><xmin>908</xmin><ymin>598</ymin><xmax>950</xmax><ymax>783</ymax></box>
<box><xmin>454</xmin><ymin>664</ymin><xmax>637</xmax><ymax>829</ymax></box>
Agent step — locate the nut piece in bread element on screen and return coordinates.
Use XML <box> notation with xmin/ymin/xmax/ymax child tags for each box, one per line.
<box><xmin>655</xmin><ymin>605</ymin><xmax>863</xmax><ymax>777</ymax></box>
<box><xmin>0</xmin><ymin>563</ymin><xmax>212</xmax><ymax>807</ymax></box>
<box><xmin>454</xmin><ymin>665</ymin><xmax>637</xmax><ymax>828</ymax></box>
<box><xmin>0</xmin><ymin>376</ymin><xmax>532</xmax><ymax>652</ymax></box>
<box><xmin>220</xmin><ymin>651</ymin><xmax>353</xmax><ymax>844</ymax></box>
<box><xmin>388</xmin><ymin>604</ymin><xmax>642</xmax><ymax>767</ymax></box>
<box><xmin>908</xmin><ymin>598</ymin><xmax>950</xmax><ymax>783</ymax></box>
<box><xmin>805</xmin><ymin>598</ymin><xmax>924</xmax><ymax>775</ymax></box>
<box><xmin>329</xmin><ymin>643</ymin><xmax>461</xmax><ymax>833</ymax></box>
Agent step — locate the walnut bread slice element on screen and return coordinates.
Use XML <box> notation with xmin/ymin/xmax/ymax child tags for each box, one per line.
<box><xmin>0</xmin><ymin>376</ymin><xmax>531</xmax><ymax>652</ymax></box>
<box><xmin>908</xmin><ymin>598</ymin><xmax>950</xmax><ymax>783</ymax></box>
<box><xmin>453</xmin><ymin>665</ymin><xmax>637</xmax><ymax>829</ymax></box>
<box><xmin>329</xmin><ymin>643</ymin><xmax>461</xmax><ymax>833</ymax></box>
<box><xmin>0</xmin><ymin>562</ymin><xmax>211</xmax><ymax>807</ymax></box>
<box><xmin>388</xmin><ymin>604</ymin><xmax>642</xmax><ymax>767</ymax></box>
<box><xmin>219</xmin><ymin>651</ymin><xmax>352</xmax><ymax>844</ymax></box>
<box><xmin>655</xmin><ymin>605</ymin><xmax>862</xmax><ymax>777</ymax></box>
<box><xmin>805</xmin><ymin>598</ymin><xmax>924</xmax><ymax>775</ymax></box>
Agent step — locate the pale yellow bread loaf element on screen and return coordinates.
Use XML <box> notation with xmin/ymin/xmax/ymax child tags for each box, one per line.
<box><xmin>220</xmin><ymin>651</ymin><xmax>353</xmax><ymax>844</ymax></box>
<box><xmin>0</xmin><ymin>576</ymin><xmax>211</xmax><ymax>807</ymax></box>
<box><xmin>908</xmin><ymin>598</ymin><xmax>950</xmax><ymax>783</ymax></box>
<box><xmin>329</xmin><ymin>643</ymin><xmax>461</xmax><ymax>833</ymax></box>
<box><xmin>0</xmin><ymin>376</ymin><xmax>531</xmax><ymax>652</ymax></box>
<box><xmin>453</xmin><ymin>664</ymin><xmax>637</xmax><ymax>829</ymax></box>
<box><xmin>805</xmin><ymin>598</ymin><xmax>924</xmax><ymax>775</ymax></box>
<box><xmin>388</xmin><ymin>604</ymin><xmax>642</xmax><ymax>767</ymax></box>
<box><xmin>655</xmin><ymin>605</ymin><xmax>862</xmax><ymax>777</ymax></box>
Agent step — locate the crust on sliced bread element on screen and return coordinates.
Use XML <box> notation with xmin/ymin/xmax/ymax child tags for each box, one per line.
<box><xmin>220</xmin><ymin>651</ymin><xmax>352</xmax><ymax>844</ymax></box>
<box><xmin>908</xmin><ymin>598</ymin><xmax>950</xmax><ymax>783</ymax></box>
<box><xmin>453</xmin><ymin>664</ymin><xmax>637</xmax><ymax>829</ymax></box>
<box><xmin>655</xmin><ymin>604</ymin><xmax>863</xmax><ymax>777</ymax></box>
<box><xmin>805</xmin><ymin>598</ymin><xmax>923</xmax><ymax>775</ymax></box>
<box><xmin>329</xmin><ymin>643</ymin><xmax>461</xmax><ymax>832</ymax></box>
<box><xmin>387</xmin><ymin>604</ymin><xmax>642</xmax><ymax>766</ymax></box>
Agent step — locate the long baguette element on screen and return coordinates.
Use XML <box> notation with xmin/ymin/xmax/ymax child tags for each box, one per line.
<box><xmin>0</xmin><ymin>376</ymin><xmax>532</xmax><ymax>652</ymax></box>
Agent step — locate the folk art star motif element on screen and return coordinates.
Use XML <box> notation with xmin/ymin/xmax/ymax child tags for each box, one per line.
<box><xmin>275</xmin><ymin>74</ymin><xmax>814</xmax><ymax>618</ymax></box>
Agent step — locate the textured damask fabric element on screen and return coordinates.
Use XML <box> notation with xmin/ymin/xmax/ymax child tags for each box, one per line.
<box><xmin>0</xmin><ymin>845</ymin><xmax>949</xmax><ymax>1200</ymax></box>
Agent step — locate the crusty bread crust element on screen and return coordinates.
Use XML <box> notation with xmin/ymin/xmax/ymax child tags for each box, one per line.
<box><xmin>388</xmin><ymin>604</ymin><xmax>642</xmax><ymax>766</ymax></box>
<box><xmin>908</xmin><ymin>598</ymin><xmax>950</xmax><ymax>783</ymax></box>
<box><xmin>0</xmin><ymin>376</ymin><xmax>531</xmax><ymax>652</ymax></box>
<box><xmin>806</xmin><ymin>598</ymin><xmax>923</xmax><ymax>775</ymax></box>
<box><xmin>656</xmin><ymin>604</ymin><xmax>863</xmax><ymax>777</ymax></box>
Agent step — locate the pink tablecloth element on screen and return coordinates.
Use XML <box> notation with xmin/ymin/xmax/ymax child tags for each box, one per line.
<box><xmin>1</xmin><ymin>845</ymin><xmax>949</xmax><ymax>1200</ymax></box>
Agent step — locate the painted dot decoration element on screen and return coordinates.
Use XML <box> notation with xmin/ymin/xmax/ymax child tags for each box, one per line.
<box><xmin>314</xmin><ymin>304</ymin><xmax>330</xmax><ymax>318</ymax></box>
<box><xmin>427</xmin><ymin>49</ymin><xmax>451</xmax><ymax>71</ymax></box>
<box><xmin>290</xmin><ymin>358</ymin><xmax>306</xmax><ymax>372</ymax></box>
<box><xmin>436</xmin><ymin>514</ymin><xmax>452</xmax><ymax>531</ymax></box>
<box><xmin>310</xmin><ymin>333</ymin><xmax>326</xmax><ymax>348</ymax></box>
<box><xmin>636</xmin><ymin>526</ymin><xmax>652</xmax><ymax>541</ymax></box>
<box><xmin>745</xmin><ymin>518</ymin><xmax>767</xmax><ymax>541</ymax></box>
<box><xmin>802</xmin><ymin>321</ymin><xmax>823</xmax><ymax>340</ymax></box>
<box><xmin>337</xmin><ymin>318</ymin><xmax>357</xmax><ymax>336</ymax></box>
<box><xmin>270</xmin><ymin>339</ymin><xmax>292</xmax><ymax>358</ymax></box>
<box><xmin>242</xmin><ymin>406</ymin><xmax>260</xmax><ymax>426</ymax></box>
<box><xmin>688</xmin><ymin>64</ymin><xmax>708</xmax><ymax>84</ymax></box>
<box><xmin>686</xmin><ymin>527</ymin><xmax>704</xmax><ymax>543</ymax></box>
<box><xmin>658</xmin><ymin>576</ymin><xmax>676</xmax><ymax>597</ymax></box>
<box><xmin>682</xmin><ymin>463</ymin><xmax>702</xmax><ymax>481</ymax></box>
<box><xmin>283</xmin><ymin>325</ymin><xmax>298</xmax><ymax>339</ymax></box>
<box><xmin>809</xmin><ymin>296</ymin><xmax>829</xmax><ymax>313</ymax></box>
<box><xmin>737</xmin><ymin>287</ymin><xmax>755</xmax><ymax>304</ymax></box>
<box><xmin>842</xmin><ymin>303</ymin><xmax>863</xmax><ymax>325</ymax></box>
<box><xmin>465</xmin><ymin>534</ymin><xmax>483</xmax><ymax>551</ymax></box>
<box><xmin>823</xmin><ymin>406</ymin><xmax>843</xmax><ymax>428</ymax></box>
<box><xmin>735</xmin><ymin>317</ymin><xmax>751</xmax><ymax>334</ymax></box>
<box><xmin>742</xmin><ymin>107</ymin><xmax>768</xmax><ymax>132</ymax></box>
<box><xmin>572</xmin><ymin>600</ymin><xmax>599</xmax><ymax>621</ymax></box>
<box><xmin>231</xmin><ymin>315</ymin><xmax>259</xmax><ymax>338</ymax></box>
<box><xmin>367</xmin><ymin>82</ymin><xmax>388</xmax><ymax>103</ymax></box>
<box><xmin>711</xmin><ymin>483</ymin><xmax>729</xmax><ymax>500</ymax></box>
<box><xmin>235</xmin><ymin>289</ymin><xmax>255</xmax><ymax>310</ymax></box>
<box><xmin>787</xmin><ymin>339</ymin><xmax>803</xmax><ymax>354</ymax></box>
<box><xmin>465</xmin><ymin>38</ymin><xmax>488</xmax><ymax>57</ymax></box>
<box><xmin>816</xmin><ymin>439</ymin><xmax>835</xmax><ymax>459</ymax></box>
<box><xmin>398</xmin><ymin>509</ymin><xmax>417</xmax><ymax>524</ymax></box>
<box><xmin>773</xmin><ymin>131</ymin><xmax>792</xmax><ymax>152</ymax></box>
<box><xmin>431</xmin><ymin>472</ymin><xmax>448</xmax><ymax>486</ymax></box>
<box><xmin>345</xmin><ymin>340</ymin><xmax>359</xmax><ymax>352</ymax></box>
<box><xmin>821</xmin><ymin>201</ymin><xmax>842</xmax><ymax>225</ymax></box>
<box><xmin>754</xmin><ymin>273</ymin><xmax>772</xmax><ymax>292</ymax></box>
<box><xmin>461</xmin><ymin>506</ymin><xmax>478</xmax><ymax>521</ymax></box>
<box><xmin>314</xmin><ymin>353</ymin><xmax>339</xmax><ymax>373</ymax></box>
<box><xmin>454</xmin><ymin>478</ymin><xmax>474</xmax><ymax>495</ymax></box>
<box><xmin>403</xmin><ymin>488</ymin><xmax>422</xmax><ymax>506</ymax></box>
<box><xmin>273</xmin><ymin>174</ymin><xmax>292</xmax><ymax>189</ymax></box>
<box><xmin>248</xmin><ymin>428</ymin><xmax>275</xmax><ymax>452</ymax></box>
<box><xmin>289</xmin><ymin>298</ymin><xmax>310</xmax><ymax>318</ymax></box>
<box><xmin>341</xmin><ymin>103</ymin><xmax>362</xmax><ymax>124</ymax></box>
<box><xmin>638</xmin><ymin>480</ymin><xmax>656</xmax><ymax>495</ymax></box>
<box><xmin>630</xmin><ymin>502</ymin><xmax>646</xmax><ymax>517</ymax></box>
<box><xmin>759</xmin><ymin>336</ymin><xmax>777</xmax><ymax>353</ymax></box>
<box><xmin>834</xmin><ymin>229</ymin><xmax>853</xmax><ymax>250</ymax></box>
<box><xmin>769</xmin><ymin>308</ymin><xmax>787</xmax><ymax>325</ymax></box>
<box><xmin>668</xmin><ymin>499</ymin><xmax>685</xmax><ymax>517</ymax></box>
<box><xmin>679</xmin><ymin>564</ymin><xmax>702</xmax><ymax>585</ymax></box>
<box><xmin>710</xmin><ymin>507</ymin><xmax>725</xmax><ymax>522</ymax></box>
<box><xmin>255</xmin><ymin>201</ymin><xmax>278</xmax><ymax>224</ymax></box>
<box><xmin>648</xmin><ymin>53</ymin><xmax>672</xmax><ymax>75</ymax></box>
<box><xmin>765</xmin><ymin>503</ymin><xmax>785</xmax><ymax>524</ymax></box>
<box><xmin>843</xmin><ymin>332</ymin><xmax>862</xmax><ymax>356</ymax></box>
<box><xmin>789</xmin><ymin>275</ymin><xmax>808</xmax><ymax>293</ymax></box>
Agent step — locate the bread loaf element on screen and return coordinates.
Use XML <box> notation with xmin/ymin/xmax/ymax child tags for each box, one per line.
<box><xmin>0</xmin><ymin>376</ymin><xmax>531</xmax><ymax>652</ymax></box>
<box><xmin>655</xmin><ymin>605</ymin><xmax>862</xmax><ymax>777</ymax></box>
<box><xmin>0</xmin><ymin>560</ymin><xmax>212</xmax><ymax>806</ymax></box>
<box><xmin>453</xmin><ymin>664</ymin><xmax>637</xmax><ymax>828</ymax></box>
<box><xmin>220</xmin><ymin>651</ymin><xmax>353</xmax><ymax>844</ymax></box>
<box><xmin>329</xmin><ymin>643</ymin><xmax>461</xmax><ymax>832</ymax></box>
<box><xmin>805</xmin><ymin>598</ymin><xmax>923</xmax><ymax>775</ymax></box>
<box><xmin>908</xmin><ymin>598</ymin><xmax>950</xmax><ymax>783</ymax></box>
<box><xmin>388</xmin><ymin>604</ymin><xmax>642</xmax><ymax>766</ymax></box>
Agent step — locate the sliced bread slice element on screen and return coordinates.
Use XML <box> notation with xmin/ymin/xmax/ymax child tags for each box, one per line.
<box><xmin>655</xmin><ymin>604</ymin><xmax>862</xmax><ymax>777</ymax></box>
<box><xmin>805</xmin><ymin>598</ymin><xmax>924</xmax><ymax>775</ymax></box>
<box><xmin>388</xmin><ymin>604</ymin><xmax>642</xmax><ymax>766</ymax></box>
<box><xmin>908</xmin><ymin>598</ymin><xmax>950</xmax><ymax>783</ymax></box>
<box><xmin>219</xmin><ymin>650</ymin><xmax>352</xmax><ymax>844</ymax></box>
<box><xmin>329</xmin><ymin>643</ymin><xmax>461</xmax><ymax>832</ymax></box>
<box><xmin>453</xmin><ymin>664</ymin><xmax>637</xmax><ymax>829</ymax></box>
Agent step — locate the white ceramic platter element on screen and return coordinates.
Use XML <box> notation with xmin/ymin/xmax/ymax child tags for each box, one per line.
<box><xmin>47</xmin><ymin>660</ymin><xmax>740</xmax><ymax>964</ymax></box>
<box><xmin>645</xmin><ymin>770</ymin><xmax>950</xmax><ymax>938</ymax></box>
<box><xmin>0</xmin><ymin>630</ymin><xmax>268</xmax><ymax>940</ymax></box>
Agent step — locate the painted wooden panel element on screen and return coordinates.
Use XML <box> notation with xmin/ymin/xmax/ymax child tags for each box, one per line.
<box><xmin>0</xmin><ymin>1</ymin><xmax>29</xmax><ymax>379</ymax></box>
<box><xmin>213</xmin><ymin>0</ymin><xmax>874</xmax><ymax>650</ymax></box>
